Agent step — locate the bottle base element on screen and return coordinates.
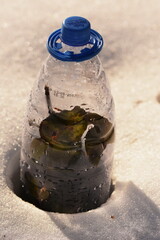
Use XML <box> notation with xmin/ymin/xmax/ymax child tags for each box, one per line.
<box><xmin>20</xmin><ymin>179</ymin><xmax>114</xmax><ymax>214</ymax></box>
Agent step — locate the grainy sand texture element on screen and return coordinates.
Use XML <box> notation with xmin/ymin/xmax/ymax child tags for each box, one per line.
<box><xmin>0</xmin><ymin>1</ymin><xmax>160</xmax><ymax>239</ymax></box>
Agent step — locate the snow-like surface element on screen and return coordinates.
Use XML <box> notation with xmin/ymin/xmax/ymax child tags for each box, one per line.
<box><xmin>0</xmin><ymin>0</ymin><xmax>160</xmax><ymax>239</ymax></box>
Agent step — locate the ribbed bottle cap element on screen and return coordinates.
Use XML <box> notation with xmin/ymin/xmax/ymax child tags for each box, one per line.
<box><xmin>61</xmin><ymin>16</ymin><xmax>91</xmax><ymax>46</ymax></box>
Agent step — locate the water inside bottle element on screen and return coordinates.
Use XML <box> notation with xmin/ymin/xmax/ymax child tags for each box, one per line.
<box><xmin>20</xmin><ymin>87</ymin><xmax>114</xmax><ymax>213</ymax></box>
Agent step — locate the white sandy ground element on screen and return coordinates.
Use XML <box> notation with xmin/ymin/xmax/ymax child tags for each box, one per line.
<box><xmin>0</xmin><ymin>0</ymin><xmax>160</xmax><ymax>239</ymax></box>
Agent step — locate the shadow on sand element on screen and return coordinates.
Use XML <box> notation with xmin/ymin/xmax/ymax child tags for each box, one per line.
<box><xmin>4</xmin><ymin>146</ymin><xmax>22</xmax><ymax>197</ymax></box>
<box><xmin>47</xmin><ymin>182</ymin><xmax>160</xmax><ymax>240</ymax></box>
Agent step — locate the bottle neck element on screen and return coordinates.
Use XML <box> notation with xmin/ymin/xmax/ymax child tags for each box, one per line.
<box><xmin>61</xmin><ymin>42</ymin><xmax>91</xmax><ymax>54</ymax></box>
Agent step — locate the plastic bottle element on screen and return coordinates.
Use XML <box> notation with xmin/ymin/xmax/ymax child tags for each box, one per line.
<box><xmin>20</xmin><ymin>16</ymin><xmax>115</xmax><ymax>213</ymax></box>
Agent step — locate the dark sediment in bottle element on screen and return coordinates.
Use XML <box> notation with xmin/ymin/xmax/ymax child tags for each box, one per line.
<box><xmin>20</xmin><ymin>105</ymin><xmax>114</xmax><ymax>213</ymax></box>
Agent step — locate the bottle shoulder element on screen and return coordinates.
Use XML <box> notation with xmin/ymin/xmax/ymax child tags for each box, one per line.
<box><xmin>44</xmin><ymin>55</ymin><xmax>105</xmax><ymax>83</ymax></box>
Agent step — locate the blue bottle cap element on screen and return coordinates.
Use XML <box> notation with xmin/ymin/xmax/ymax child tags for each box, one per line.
<box><xmin>47</xmin><ymin>16</ymin><xmax>103</xmax><ymax>62</ymax></box>
<box><xmin>61</xmin><ymin>16</ymin><xmax>91</xmax><ymax>46</ymax></box>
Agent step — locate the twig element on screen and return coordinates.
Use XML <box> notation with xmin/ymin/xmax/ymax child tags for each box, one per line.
<box><xmin>44</xmin><ymin>85</ymin><xmax>53</xmax><ymax>114</ymax></box>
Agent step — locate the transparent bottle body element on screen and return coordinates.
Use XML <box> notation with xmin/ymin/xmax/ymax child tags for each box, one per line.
<box><xmin>20</xmin><ymin>45</ymin><xmax>115</xmax><ymax>213</ymax></box>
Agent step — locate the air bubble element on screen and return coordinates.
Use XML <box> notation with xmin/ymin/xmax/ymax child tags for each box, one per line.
<box><xmin>25</xmin><ymin>162</ymin><xmax>31</xmax><ymax>170</ymax></box>
<box><xmin>21</xmin><ymin>161</ymin><xmax>25</xmax><ymax>167</ymax></box>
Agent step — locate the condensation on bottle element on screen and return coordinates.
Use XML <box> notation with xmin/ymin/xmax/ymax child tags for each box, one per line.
<box><xmin>20</xmin><ymin>16</ymin><xmax>115</xmax><ymax>213</ymax></box>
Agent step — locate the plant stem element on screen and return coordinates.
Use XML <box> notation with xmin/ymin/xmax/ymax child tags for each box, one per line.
<box><xmin>45</xmin><ymin>85</ymin><xmax>53</xmax><ymax>114</ymax></box>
